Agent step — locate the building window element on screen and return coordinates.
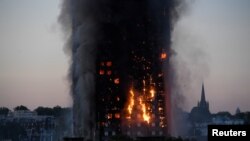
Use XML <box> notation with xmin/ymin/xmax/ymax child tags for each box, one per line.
<box><xmin>137</xmin><ymin>131</ymin><xmax>141</xmax><ymax>136</ymax></box>
<box><xmin>137</xmin><ymin>114</ymin><xmax>141</xmax><ymax>119</ymax></box>
<box><xmin>158</xmin><ymin>107</ymin><xmax>163</xmax><ymax>112</ymax></box>
<box><xmin>106</xmin><ymin>61</ymin><xmax>112</xmax><ymax>67</ymax></box>
<box><xmin>107</xmin><ymin>113</ymin><xmax>112</xmax><ymax>119</ymax></box>
<box><xmin>104</xmin><ymin>131</ymin><xmax>108</xmax><ymax>136</ymax></box>
<box><xmin>107</xmin><ymin>70</ymin><xmax>112</xmax><ymax>75</ymax></box>
<box><xmin>161</xmin><ymin>52</ymin><xmax>167</xmax><ymax>60</ymax></box>
<box><xmin>152</xmin><ymin>122</ymin><xmax>155</xmax><ymax>127</ymax></box>
<box><xmin>115</xmin><ymin>113</ymin><xmax>120</xmax><ymax>119</ymax></box>
<box><xmin>152</xmin><ymin>114</ymin><xmax>155</xmax><ymax>118</ymax></box>
<box><xmin>112</xmin><ymin>131</ymin><xmax>116</xmax><ymax>136</ymax></box>
<box><xmin>114</xmin><ymin>78</ymin><xmax>120</xmax><ymax>84</ymax></box>
<box><xmin>158</xmin><ymin>73</ymin><xmax>163</xmax><ymax>77</ymax></box>
<box><xmin>116</xmin><ymin>97</ymin><xmax>120</xmax><ymax>101</ymax></box>
<box><xmin>100</xmin><ymin>122</ymin><xmax>105</xmax><ymax>126</ymax></box>
<box><xmin>152</xmin><ymin>131</ymin><xmax>156</xmax><ymax>136</ymax></box>
<box><xmin>99</xmin><ymin>70</ymin><xmax>105</xmax><ymax>75</ymax></box>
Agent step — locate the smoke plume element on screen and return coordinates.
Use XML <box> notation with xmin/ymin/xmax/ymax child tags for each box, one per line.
<box><xmin>169</xmin><ymin>0</ymin><xmax>210</xmax><ymax>137</ymax></box>
<box><xmin>58</xmin><ymin>0</ymin><xmax>99</xmax><ymax>139</ymax></box>
<box><xmin>58</xmin><ymin>0</ymin><xmax>202</xmax><ymax>139</ymax></box>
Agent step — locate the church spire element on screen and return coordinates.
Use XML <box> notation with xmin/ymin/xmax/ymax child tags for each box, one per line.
<box><xmin>200</xmin><ymin>83</ymin><xmax>208</xmax><ymax>107</ymax></box>
<box><xmin>200</xmin><ymin>82</ymin><xmax>206</xmax><ymax>104</ymax></box>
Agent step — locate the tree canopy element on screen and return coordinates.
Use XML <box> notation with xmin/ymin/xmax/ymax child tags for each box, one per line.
<box><xmin>14</xmin><ymin>105</ymin><xmax>29</xmax><ymax>111</ymax></box>
<box><xmin>0</xmin><ymin>107</ymin><xmax>10</xmax><ymax>116</ymax></box>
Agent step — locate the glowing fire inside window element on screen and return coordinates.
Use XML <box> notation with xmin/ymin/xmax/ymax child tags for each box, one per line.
<box><xmin>106</xmin><ymin>61</ymin><xmax>112</xmax><ymax>67</ymax></box>
<box><xmin>99</xmin><ymin>70</ymin><xmax>105</xmax><ymax>75</ymax></box>
<box><xmin>116</xmin><ymin>97</ymin><xmax>120</xmax><ymax>101</ymax></box>
<box><xmin>115</xmin><ymin>113</ymin><xmax>120</xmax><ymax>119</ymax></box>
<box><xmin>150</xmin><ymin>89</ymin><xmax>155</xmax><ymax>98</ymax></box>
<box><xmin>114</xmin><ymin>78</ymin><xmax>120</xmax><ymax>84</ymax></box>
<box><xmin>158</xmin><ymin>107</ymin><xmax>163</xmax><ymax>111</ymax></box>
<box><xmin>161</xmin><ymin>53</ymin><xmax>167</xmax><ymax>59</ymax></box>
<box><xmin>107</xmin><ymin>113</ymin><xmax>112</xmax><ymax>119</ymax></box>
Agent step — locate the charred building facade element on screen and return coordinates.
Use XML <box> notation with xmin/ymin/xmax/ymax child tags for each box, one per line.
<box><xmin>96</xmin><ymin>0</ymin><xmax>172</xmax><ymax>140</ymax></box>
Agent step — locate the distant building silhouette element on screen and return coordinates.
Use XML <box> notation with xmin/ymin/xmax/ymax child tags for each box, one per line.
<box><xmin>190</xmin><ymin>83</ymin><xmax>211</xmax><ymax>123</ymax></box>
<box><xmin>0</xmin><ymin>110</ymin><xmax>55</xmax><ymax>141</ymax></box>
<box><xmin>188</xmin><ymin>83</ymin><xmax>246</xmax><ymax>140</ymax></box>
<box><xmin>235</xmin><ymin>107</ymin><xmax>241</xmax><ymax>115</ymax></box>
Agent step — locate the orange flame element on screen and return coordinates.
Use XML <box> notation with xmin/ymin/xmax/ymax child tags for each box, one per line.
<box><xmin>127</xmin><ymin>89</ymin><xmax>135</xmax><ymax>117</ymax></box>
<box><xmin>125</xmin><ymin>78</ymin><xmax>161</xmax><ymax>124</ymax></box>
<box><xmin>150</xmin><ymin>89</ymin><xmax>155</xmax><ymax>98</ymax></box>
<box><xmin>139</xmin><ymin>97</ymin><xmax>150</xmax><ymax>123</ymax></box>
<box><xmin>161</xmin><ymin>52</ymin><xmax>167</xmax><ymax>60</ymax></box>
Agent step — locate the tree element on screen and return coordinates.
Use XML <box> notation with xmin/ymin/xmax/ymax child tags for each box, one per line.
<box><xmin>14</xmin><ymin>105</ymin><xmax>29</xmax><ymax>111</ymax></box>
<box><xmin>0</xmin><ymin>107</ymin><xmax>10</xmax><ymax>116</ymax></box>
<box><xmin>34</xmin><ymin>106</ymin><xmax>53</xmax><ymax>116</ymax></box>
<box><xmin>53</xmin><ymin>106</ymin><xmax>62</xmax><ymax>117</ymax></box>
<box><xmin>34</xmin><ymin>106</ymin><xmax>67</xmax><ymax>117</ymax></box>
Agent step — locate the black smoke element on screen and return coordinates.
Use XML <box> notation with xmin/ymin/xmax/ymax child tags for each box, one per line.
<box><xmin>58</xmin><ymin>0</ymin><xmax>99</xmax><ymax>139</ymax></box>
<box><xmin>58</xmin><ymin>0</ymin><xmax>188</xmax><ymax>140</ymax></box>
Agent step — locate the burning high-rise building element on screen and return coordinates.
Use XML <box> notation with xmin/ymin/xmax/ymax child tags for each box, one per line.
<box><xmin>59</xmin><ymin>0</ymin><xmax>180</xmax><ymax>140</ymax></box>
<box><xmin>96</xmin><ymin>0</ymin><xmax>171</xmax><ymax>140</ymax></box>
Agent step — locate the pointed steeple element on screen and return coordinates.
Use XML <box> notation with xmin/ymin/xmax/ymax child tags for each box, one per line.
<box><xmin>201</xmin><ymin>82</ymin><xmax>206</xmax><ymax>103</ymax></box>
<box><xmin>235</xmin><ymin>107</ymin><xmax>241</xmax><ymax>115</ymax></box>
<box><xmin>199</xmin><ymin>82</ymin><xmax>209</xmax><ymax>109</ymax></box>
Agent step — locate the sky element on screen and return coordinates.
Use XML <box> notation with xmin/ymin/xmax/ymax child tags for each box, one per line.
<box><xmin>0</xmin><ymin>0</ymin><xmax>71</xmax><ymax>110</ymax></box>
<box><xmin>0</xmin><ymin>0</ymin><xmax>249</xmax><ymax>113</ymax></box>
<box><xmin>175</xmin><ymin>0</ymin><xmax>250</xmax><ymax>113</ymax></box>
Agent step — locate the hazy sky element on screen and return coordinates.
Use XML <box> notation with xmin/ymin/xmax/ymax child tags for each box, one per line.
<box><xmin>0</xmin><ymin>0</ymin><xmax>71</xmax><ymax>110</ymax></box>
<box><xmin>176</xmin><ymin>0</ymin><xmax>250</xmax><ymax>113</ymax></box>
<box><xmin>0</xmin><ymin>0</ymin><xmax>249</xmax><ymax>113</ymax></box>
